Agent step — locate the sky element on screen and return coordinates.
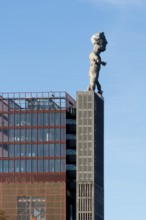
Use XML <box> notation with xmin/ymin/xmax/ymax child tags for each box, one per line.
<box><xmin>0</xmin><ymin>0</ymin><xmax>146</xmax><ymax>219</ymax></box>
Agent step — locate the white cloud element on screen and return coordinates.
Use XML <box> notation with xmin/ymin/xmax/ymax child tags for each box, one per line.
<box><xmin>84</xmin><ymin>0</ymin><xmax>145</xmax><ymax>7</ymax></box>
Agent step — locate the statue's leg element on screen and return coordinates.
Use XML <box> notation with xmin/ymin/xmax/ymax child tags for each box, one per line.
<box><xmin>96</xmin><ymin>80</ymin><xmax>102</xmax><ymax>94</ymax></box>
<box><xmin>88</xmin><ymin>74</ymin><xmax>96</xmax><ymax>91</ymax></box>
<box><xmin>88</xmin><ymin>83</ymin><xmax>95</xmax><ymax>91</ymax></box>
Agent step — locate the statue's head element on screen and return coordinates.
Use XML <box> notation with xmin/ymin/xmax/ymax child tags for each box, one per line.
<box><xmin>91</xmin><ymin>32</ymin><xmax>108</xmax><ymax>52</ymax></box>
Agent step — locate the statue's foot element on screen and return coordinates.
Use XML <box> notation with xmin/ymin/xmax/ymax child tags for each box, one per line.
<box><xmin>97</xmin><ymin>90</ymin><xmax>103</xmax><ymax>95</ymax></box>
<box><xmin>87</xmin><ymin>84</ymin><xmax>95</xmax><ymax>91</ymax></box>
<box><xmin>87</xmin><ymin>85</ymin><xmax>92</xmax><ymax>91</ymax></box>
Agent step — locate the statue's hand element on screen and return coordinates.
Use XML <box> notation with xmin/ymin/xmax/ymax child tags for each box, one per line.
<box><xmin>102</xmin><ymin>61</ymin><xmax>107</xmax><ymax>66</ymax></box>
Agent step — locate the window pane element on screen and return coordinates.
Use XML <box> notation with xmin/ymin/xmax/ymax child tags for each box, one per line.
<box><xmin>20</xmin><ymin>129</ymin><xmax>25</xmax><ymax>141</ymax></box>
<box><xmin>54</xmin><ymin>113</ymin><xmax>60</xmax><ymax>125</ymax></box>
<box><xmin>38</xmin><ymin>160</ymin><xmax>43</xmax><ymax>172</ymax></box>
<box><xmin>32</xmin><ymin>129</ymin><xmax>37</xmax><ymax>141</ymax></box>
<box><xmin>38</xmin><ymin>113</ymin><xmax>43</xmax><ymax>126</ymax></box>
<box><xmin>15</xmin><ymin>129</ymin><xmax>20</xmax><ymax>142</ymax></box>
<box><xmin>20</xmin><ymin>114</ymin><xmax>25</xmax><ymax>126</ymax></box>
<box><xmin>32</xmin><ymin>113</ymin><xmax>37</xmax><ymax>126</ymax></box>
<box><xmin>3</xmin><ymin>115</ymin><xmax>8</xmax><ymax>127</ymax></box>
<box><xmin>44</xmin><ymin>159</ymin><xmax>49</xmax><ymax>172</ymax></box>
<box><xmin>26</xmin><ymin>129</ymin><xmax>31</xmax><ymax>141</ymax></box>
<box><xmin>67</xmin><ymin>149</ymin><xmax>76</xmax><ymax>155</ymax></box>
<box><xmin>55</xmin><ymin>144</ymin><xmax>60</xmax><ymax>156</ymax></box>
<box><xmin>3</xmin><ymin>160</ymin><xmax>8</xmax><ymax>173</ymax></box>
<box><xmin>44</xmin><ymin>129</ymin><xmax>48</xmax><ymax>141</ymax></box>
<box><xmin>26</xmin><ymin>113</ymin><xmax>31</xmax><ymax>126</ymax></box>
<box><xmin>20</xmin><ymin>160</ymin><xmax>25</xmax><ymax>172</ymax></box>
<box><xmin>61</xmin><ymin>159</ymin><xmax>65</xmax><ymax>172</ymax></box>
<box><xmin>9</xmin><ymin>129</ymin><xmax>14</xmax><ymax>142</ymax></box>
<box><xmin>49</xmin><ymin>128</ymin><xmax>54</xmax><ymax>140</ymax></box>
<box><xmin>38</xmin><ymin>129</ymin><xmax>43</xmax><ymax>141</ymax></box>
<box><xmin>55</xmin><ymin>128</ymin><xmax>60</xmax><ymax>141</ymax></box>
<box><xmin>8</xmin><ymin>114</ymin><xmax>14</xmax><ymax>126</ymax></box>
<box><xmin>38</xmin><ymin>144</ymin><xmax>43</xmax><ymax>157</ymax></box>
<box><xmin>50</xmin><ymin>159</ymin><xmax>54</xmax><ymax>172</ymax></box>
<box><xmin>66</xmin><ymin>164</ymin><xmax>76</xmax><ymax>170</ymax></box>
<box><xmin>61</xmin><ymin>144</ymin><xmax>66</xmax><ymax>157</ymax></box>
<box><xmin>32</xmin><ymin>159</ymin><xmax>37</xmax><ymax>172</ymax></box>
<box><xmin>26</xmin><ymin>145</ymin><xmax>31</xmax><ymax>157</ymax></box>
<box><xmin>0</xmin><ymin>160</ymin><xmax>2</xmax><ymax>172</ymax></box>
<box><xmin>20</xmin><ymin>145</ymin><xmax>26</xmax><ymax>157</ymax></box>
<box><xmin>49</xmin><ymin>113</ymin><xmax>54</xmax><ymax>125</ymax></box>
<box><xmin>3</xmin><ymin>144</ymin><xmax>8</xmax><ymax>157</ymax></box>
<box><xmin>44</xmin><ymin>144</ymin><xmax>49</xmax><ymax>156</ymax></box>
<box><xmin>32</xmin><ymin>144</ymin><xmax>37</xmax><ymax>157</ymax></box>
<box><xmin>50</xmin><ymin>144</ymin><xmax>54</xmax><ymax>156</ymax></box>
<box><xmin>15</xmin><ymin>160</ymin><xmax>20</xmax><ymax>172</ymax></box>
<box><xmin>61</xmin><ymin>128</ymin><xmax>65</xmax><ymax>140</ymax></box>
<box><xmin>8</xmin><ymin>144</ymin><xmax>14</xmax><ymax>157</ymax></box>
<box><xmin>17</xmin><ymin>196</ymin><xmax>46</xmax><ymax>218</ymax></box>
<box><xmin>26</xmin><ymin>160</ymin><xmax>31</xmax><ymax>172</ymax></box>
<box><xmin>9</xmin><ymin>160</ymin><xmax>14</xmax><ymax>172</ymax></box>
<box><xmin>61</xmin><ymin>113</ymin><xmax>65</xmax><ymax>125</ymax></box>
<box><xmin>0</xmin><ymin>145</ymin><xmax>2</xmax><ymax>157</ymax></box>
<box><xmin>43</xmin><ymin>113</ymin><xmax>48</xmax><ymax>126</ymax></box>
<box><xmin>15</xmin><ymin>114</ymin><xmax>20</xmax><ymax>126</ymax></box>
<box><xmin>55</xmin><ymin>159</ymin><xmax>60</xmax><ymax>172</ymax></box>
<box><xmin>15</xmin><ymin>145</ymin><xmax>20</xmax><ymax>157</ymax></box>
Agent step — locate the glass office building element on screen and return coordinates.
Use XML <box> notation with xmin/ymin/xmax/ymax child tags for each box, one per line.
<box><xmin>0</xmin><ymin>92</ymin><xmax>76</xmax><ymax>220</ymax></box>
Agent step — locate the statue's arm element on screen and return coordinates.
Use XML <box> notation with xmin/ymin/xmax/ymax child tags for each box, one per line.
<box><xmin>90</xmin><ymin>52</ymin><xmax>107</xmax><ymax>66</ymax></box>
<box><xmin>101</xmin><ymin>61</ymin><xmax>107</xmax><ymax>66</ymax></box>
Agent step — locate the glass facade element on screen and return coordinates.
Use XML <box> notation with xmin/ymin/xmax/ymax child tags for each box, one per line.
<box><xmin>17</xmin><ymin>196</ymin><xmax>46</xmax><ymax>220</ymax></box>
<box><xmin>0</xmin><ymin>92</ymin><xmax>68</xmax><ymax>175</ymax></box>
<box><xmin>0</xmin><ymin>92</ymin><xmax>76</xmax><ymax>220</ymax></box>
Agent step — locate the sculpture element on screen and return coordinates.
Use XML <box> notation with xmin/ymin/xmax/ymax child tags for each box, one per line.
<box><xmin>87</xmin><ymin>32</ymin><xmax>107</xmax><ymax>94</ymax></box>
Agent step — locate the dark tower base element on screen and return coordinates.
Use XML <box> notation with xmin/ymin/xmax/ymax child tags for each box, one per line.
<box><xmin>76</xmin><ymin>91</ymin><xmax>104</xmax><ymax>220</ymax></box>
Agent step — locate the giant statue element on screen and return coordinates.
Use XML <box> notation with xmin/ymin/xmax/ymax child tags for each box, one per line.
<box><xmin>87</xmin><ymin>32</ymin><xmax>107</xmax><ymax>94</ymax></box>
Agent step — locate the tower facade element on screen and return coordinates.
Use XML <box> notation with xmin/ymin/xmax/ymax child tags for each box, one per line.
<box><xmin>76</xmin><ymin>91</ymin><xmax>104</xmax><ymax>220</ymax></box>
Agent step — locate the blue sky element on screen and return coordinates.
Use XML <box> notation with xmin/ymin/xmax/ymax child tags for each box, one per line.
<box><xmin>0</xmin><ymin>0</ymin><xmax>146</xmax><ymax>219</ymax></box>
